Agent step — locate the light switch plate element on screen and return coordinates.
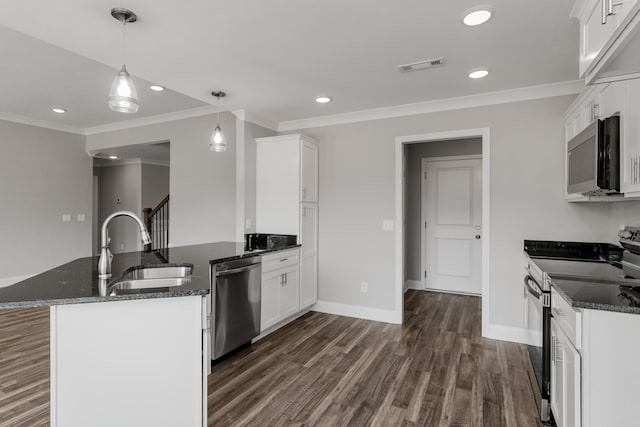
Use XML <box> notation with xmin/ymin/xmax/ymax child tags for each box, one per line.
<box><xmin>77</xmin><ymin>214</ymin><xmax>86</xmax><ymax>222</ymax></box>
<box><xmin>62</xmin><ymin>214</ymin><xmax>71</xmax><ymax>222</ymax></box>
<box><xmin>382</xmin><ymin>219</ymin><xmax>394</xmax><ymax>231</ymax></box>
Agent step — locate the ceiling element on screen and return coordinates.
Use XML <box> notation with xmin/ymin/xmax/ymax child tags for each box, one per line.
<box><xmin>94</xmin><ymin>142</ymin><xmax>170</xmax><ymax>166</ymax></box>
<box><xmin>0</xmin><ymin>1</ymin><xmax>579</xmax><ymax>128</ymax></box>
<box><xmin>0</xmin><ymin>25</ymin><xmax>206</xmax><ymax>129</ymax></box>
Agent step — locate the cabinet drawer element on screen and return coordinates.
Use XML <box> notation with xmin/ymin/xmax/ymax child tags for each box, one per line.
<box><xmin>262</xmin><ymin>249</ymin><xmax>299</xmax><ymax>273</ymax></box>
<box><xmin>551</xmin><ymin>288</ymin><xmax>582</xmax><ymax>350</ymax></box>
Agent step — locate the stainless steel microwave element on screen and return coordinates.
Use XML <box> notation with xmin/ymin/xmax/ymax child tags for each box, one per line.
<box><xmin>567</xmin><ymin>115</ymin><xmax>620</xmax><ymax>195</ymax></box>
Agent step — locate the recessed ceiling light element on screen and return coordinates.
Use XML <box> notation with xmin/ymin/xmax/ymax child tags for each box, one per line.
<box><xmin>468</xmin><ymin>69</ymin><xmax>489</xmax><ymax>79</ymax></box>
<box><xmin>52</xmin><ymin>108</ymin><xmax>66</xmax><ymax>114</ymax></box>
<box><xmin>150</xmin><ymin>85</ymin><xmax>164</xmax><ymax>92</ymax></box>
<box><xmin>315</xmin><ymin>96</ymin><xmax>332</xmax><ymax>104</ymax></box>
<box><xmin>463</xmin><ymin>7</ymin><xmax>493</xmax><ymax>26</ymax></box>
<box><xmin>108</xmin><ymin>155</ymin><xmax>119</xmax><ymax>160</ymax></box>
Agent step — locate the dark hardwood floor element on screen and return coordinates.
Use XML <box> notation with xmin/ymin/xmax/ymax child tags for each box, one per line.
<box><xmin>0</xmin><ymin>290</ymin><xmax>542</xmax><ymax>426</ymax></box>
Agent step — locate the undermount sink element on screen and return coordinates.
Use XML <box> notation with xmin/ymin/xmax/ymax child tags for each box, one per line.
<box><xmin>108</xmin><ymin>264</ymin><xmax>193</xmax><ymax>293</ymax></box>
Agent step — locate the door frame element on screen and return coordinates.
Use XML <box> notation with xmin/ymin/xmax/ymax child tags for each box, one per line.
<box><xmin>394</xmin><ymin>128</ymin><xmax>490</xmax><ymax>337</ymax></box>
<box><xmin>420</xmin><ymin>155</ymin><xmax>483</xmax><ymax>292</ymax></box>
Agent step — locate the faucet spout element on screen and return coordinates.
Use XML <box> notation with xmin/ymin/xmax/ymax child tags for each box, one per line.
<box><xmin>98</xmin><ymin>211</ymin><xmax>152</xmax><ymax>278</ymax></box>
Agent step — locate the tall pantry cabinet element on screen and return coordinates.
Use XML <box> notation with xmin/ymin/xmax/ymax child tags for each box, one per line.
<box><xmin>255</xmin><ymin>134</ymin><xmax>319</xmax><ymax>310</ymax></box>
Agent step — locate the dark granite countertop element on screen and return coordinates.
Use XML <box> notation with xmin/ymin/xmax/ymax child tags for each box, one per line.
<box><xmin>552</xmin><ymin>278</ymin><xmax>640</xmax><ymax>315</ymax></box>
<box><xmin>0</xmin><ymin>241</ymin><xmax>300</xmax><ymax>309</ymax></box>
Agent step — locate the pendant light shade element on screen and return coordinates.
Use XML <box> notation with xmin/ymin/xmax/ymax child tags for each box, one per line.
<box><xmin>109</xmin><ymin>8</ymin><xmax>139</xmax><ymax>113</ymax></box>
<box><xmin>109</xmin><ymin>65</ymin><xmax>139</xmax><ymax>113</ymax></box>
<box><xmin>209</xmin><ymin>125</ymin><xmax>227</xmax><ymax>152</ymax></box>
<box><xmin>210</xmin><ymin>91</ymin><xmax>227</xmax><ymax>152</ymax></box>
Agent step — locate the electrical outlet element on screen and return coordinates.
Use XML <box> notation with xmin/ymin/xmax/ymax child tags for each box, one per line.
<box><xmin>77</xmin><ymin>214</ymin><xmax>86</xmax><ymax>222</ymax></box>
<box><xmin>360</xmin><ymin>281</ymin><xmax>368</xmax><ymax>293</ymax></box>
<box><xmin>382</xmin><ymin>220</ymin><xmax>394</xmax><ymax>231</ymax></box>
<box><xmin>62</xmin><ymin>214</ymin><xmax>71</xmax><ymax>222</ymax></box>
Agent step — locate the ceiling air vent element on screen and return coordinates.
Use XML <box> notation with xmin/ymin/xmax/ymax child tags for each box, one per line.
<box><xmin>397</xmin><ymin>57</ymin><xmax>445</xmax><ymax>73</ymax></box>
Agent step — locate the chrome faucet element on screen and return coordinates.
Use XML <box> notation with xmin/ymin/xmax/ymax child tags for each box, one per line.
<box><xmin>98</xmin><ymin>211</ymin><xmax>152</xmax><ymax>278</ymax></box>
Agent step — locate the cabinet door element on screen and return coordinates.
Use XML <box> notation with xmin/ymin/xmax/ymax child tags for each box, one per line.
<box><xmin>563</xmin><ymin>333</ymin><xmax>581</xmax><ymax>427</ymax></box>
<box><xmin>582</xmin><ymin>0</ymin><xmax>620</xmax><ymax>77</ymax></box>
<box><xmin>300</xmin><ymin>203</ymin><xmax>318</xmax><ymax>308</ymax></box>
<box><xmin>280</xmin><ymin>266</ymin><xmax>300</xmax><ymax>319</ymax></box>
<box><xmin>300</xmin><ymin>141</ymin><xmax>319</xmax><ymax>202</ymax></box>
<box><xmin>551</xmin><ymin>321</ymin><xmax>565</xmax><ymax>427</ymax></box>
<box><xmin>261</xmin><ymin>270</ymin><xmax>281</xmax><ymax>331</ymax></box>
<box><xmin>599</xmin><ymin>81</ymin><xmax>625</xmax><ymax>117</ymax></box>
<box><xmin>623</xmin><ymin>79</ymin><xmax>640</xmax><ymax>195</ymax></box>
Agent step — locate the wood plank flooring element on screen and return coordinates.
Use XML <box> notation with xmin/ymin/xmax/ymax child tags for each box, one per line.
<box><xmin>0</xmin><ymin>290</ymin><xmax>542</xmax><ymax>426</ymax></box>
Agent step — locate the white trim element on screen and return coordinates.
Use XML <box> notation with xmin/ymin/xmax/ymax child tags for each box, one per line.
<box><xmin>235</xmin><ymin>114</ymin><xmax>245</xmax><ymax>242</ymax></box>
<box><xmin>232</xmin><ymin>109</ymin><xmax>278</xmax><ymax>132</ymax></box>
<box><xmin>0</xmin><ymin>274</ymin><xmax>36</xmax><ymax>288</ymax></box>
<box><xmin>405</xmin><ymin>280</ymin><xmax>423</xmax><ymax>290</ymax></box>
<box><xmin>0</xmin><ymin>112</ymin><xmax>85</xmax><ymax>135</ymax></box>
<box><xmin>83</xmin><ymin>105</ymin><xmax>220</xmax><ymax>135</ymax></box>
<box><xmin>483</xmin><ymin>323</ymin><xmax>541</xmax><ymax>346</ymax></box>
<box><xmin>278</xmin><ymin>80</ymin><xmax>584</xmax><ymax>131</ymax></box>
<box><xmin>420</xmin><ymin>154</ymin><xmax>483</xmax><ymax>291</ymax></box>
<box><xmin>312</xmin><ymin>300</ymin><xmax>399</xmax><ymax>324</ymax></box>
<box><xmin>396</xmin><ymin>128</ymin><xmax>490</xmax><ymax>337</ymax></box>
<box><xmin>94</xmin><ymin>158</ymin><xmax>170</xmax><ymax>167</ymax></box>
<box><xmin>255</xmin><ymin>133</ymin><xmax>320</xmax><ymax>145</ymax></box>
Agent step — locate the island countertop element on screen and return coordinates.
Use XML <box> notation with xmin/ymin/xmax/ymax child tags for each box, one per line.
<box><xmin>0</xmin><ymin>241</ymin><xmax>299</xmax><ymax>309</ymax></box>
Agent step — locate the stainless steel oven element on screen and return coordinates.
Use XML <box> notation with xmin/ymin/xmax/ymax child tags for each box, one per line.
<box><xmin>524</xmin><ymin>259</ymin><xmax>552</xmax><ymax>423</ymax></box>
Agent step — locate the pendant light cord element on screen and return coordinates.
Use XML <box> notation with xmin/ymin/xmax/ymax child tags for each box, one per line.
<box><xmin>121</xmin><ymin>20</ymin><xmax>127</xmax><ymax>67</ymax></box>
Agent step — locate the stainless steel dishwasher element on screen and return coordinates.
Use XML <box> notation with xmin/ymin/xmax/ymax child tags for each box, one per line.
<box><xmin>211</xmin><ymin>256</ymin><xmax>261</xmax><ymax>360</ymax></box>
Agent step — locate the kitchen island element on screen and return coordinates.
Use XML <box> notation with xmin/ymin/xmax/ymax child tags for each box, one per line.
<box><xmin>0</xmin><ymin>240</ymin><xmax>298</xmax><ymax>427</ymax></box>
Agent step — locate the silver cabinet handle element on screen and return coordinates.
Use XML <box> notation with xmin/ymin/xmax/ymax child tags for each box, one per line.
<box><xmin>609</xmin><ymin>0</ymin><xmax>624</xmax><ymax>15</ymax></box>
<box><xmin>280</xmin><ymin>273</ymin><xmax>284</xmax><ymax>286</ymax></box>
<box><xmin>302</xmin><ymin>188</ymin><xmax>307</xmax><ymax>199</ymax></box>
<box><xmin>551</xmin><ymin>334</ymin><xmax>555</xmax><ymax>365</ymax></box>
<box><xmin>280</xmin><ymin>258</ymin><xmax>289</xmax><ymax>262</ymax></box>
<box><xmin>302</xmin><ymin>207</ymin><xmax>307</xmax><ymax>217</ymax></box>
<box><xmin>284</xmin><ymin>272</ymin><xmax>288</xmax><ymax>285</ymax></box>
<box><xmin>555</xmin><ymin>339</ymin><xmax>563</xmax><ymax>363</ymax></box>
<box><xmin>602</xmin><ymin>0</ymin><xmax>608</xmax><ymax>24</ymax></box>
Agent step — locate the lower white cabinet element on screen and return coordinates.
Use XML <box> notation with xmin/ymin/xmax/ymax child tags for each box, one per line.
<box><xmin>300</xmin><ymin>203</ymin><xmax>318</xmax><ymax>309</ymax></box>
<box><xmin>260</xmin><ymin>249</ymin><xmax>300</xmax><ymax>332</ymax></box>
<box><xmin>551</xmin><ymin>318</ymin><xmax>581</xmax><ymax>427</ymax></box>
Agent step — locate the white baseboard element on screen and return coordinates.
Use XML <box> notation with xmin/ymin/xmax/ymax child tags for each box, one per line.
<box><xmin>405</xmin><ymin>280</ymin><xmax>423</xmax><ymax>291</ymax></box>
<box><xmin>0</xmin><ymin>274</ymin><xmax>35</xmax><ymax>288</ymax></box>
<box><xmin>312</xmin><ymin>300</ymin><xmax>401</xmax><ymax>324</ymax></box>
<box><xmin>483</xmin><ymin>323</ymin><xmax>540</xmax><ymax>346</ymax></box>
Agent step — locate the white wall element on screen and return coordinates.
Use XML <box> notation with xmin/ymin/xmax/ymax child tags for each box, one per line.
<box><xmin>285</xmin><ymin>94</ymin><xmax>640</xmax><ymax>331</ymax></box>
<box><xmin>244</xmin><ymin>121</ymin><xmax>277</xmax><ymax>234</ymax></box>
<box><xmin>86</xmin><ymin>113</ymin><xmax>237</xmax><ymax>246</ymax></box>
<box><xmin>0</xmin><ymin>119</ymin><xmax>92</xmax><ymax>282</ymax></box>
<box><xmin>404</xmin><ymin>138</ymin><xmax>482</xmax><ymax>282</ymax></box>
<box><xmin>96</xmin><ymin>163</ymin><xmax>143</xmax><ymax>253</ymax></box>
<box><xmin>142</xmin><ymin>164</ymin><xmax>170</xmax><ymax>211</ymax></box>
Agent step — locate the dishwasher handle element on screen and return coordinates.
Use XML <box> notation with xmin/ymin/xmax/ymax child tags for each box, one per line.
<box><xmin>216</xmin><ymin>262</ymin><xmax>261</xmax><ymax>277</ymax></box>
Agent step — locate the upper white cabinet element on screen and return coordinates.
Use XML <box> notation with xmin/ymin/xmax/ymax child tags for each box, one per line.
<box><xmin>256</xmin><ymin>134</ymin><xmax>319</xmax><ymax>235</ymax></box>
<box><xmin>301</xmin><ymin>141</ymin><xmax>319</xmax><ymax>202</ymax></box>
<box><xmin>573</xmin><ymin>0</ymin><xmax>640</xmax><ymax>83</ymax></box>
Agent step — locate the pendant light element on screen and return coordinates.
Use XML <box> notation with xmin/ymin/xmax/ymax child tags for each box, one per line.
<box><xmin>109</xmin><ymin>8</ymin><xmax>139</xmax><ymax>113</ymax></box>
<box><xmin>210</xmin><ymin>91</ymin><xmax>227</xmax><ymax>152</ymax></box>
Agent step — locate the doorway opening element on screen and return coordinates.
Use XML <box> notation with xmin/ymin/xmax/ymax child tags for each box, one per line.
<box><xmin>92</xmin><ymin>141</ymin><xmax>170</xmax><ymax>255</ymax></box>
<box><xmin>395</xmin><ymin>128</ymin><xmax>490</xmax><ymax>333</ymax></box>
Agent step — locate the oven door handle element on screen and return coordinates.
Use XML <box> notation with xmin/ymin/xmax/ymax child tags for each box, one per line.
<box><xmin>524</xmin><ymin>275</ymin><xmax>542</xmax><ymax>300</ymax></box>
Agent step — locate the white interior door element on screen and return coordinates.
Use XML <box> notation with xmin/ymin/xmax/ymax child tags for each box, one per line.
<box><xmin>423</xmin><ymin>157</ymin><xmax>482</xmax><ymax>294</ymax></box>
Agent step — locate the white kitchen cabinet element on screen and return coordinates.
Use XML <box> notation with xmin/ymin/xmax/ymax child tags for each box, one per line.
<box><xmin>573</xmin><ymin>0</ymin><xmax>640</xmax><ymax>83</ymax></box>
<box><xmin>550</xmin><ymin>318</ymin><xmax>581</xmax><ymax>427</ymax></box>
<box><xmin>256</xmin><ymin>133</ymin><xmax>319</xmax><ymax>317</ymax></box>
<box><xmin>550</xmin><ymin>288</ymin><xmax>640</xmax><ymax>427</ymax></box>
<box><xmin>299</xmin><ymin>203</ymin><xmax>319</xmax><ymax>309</ymax></box>
<box><xmin>301</xmin><ymin>141</ymin><xmax>319</xmax><ymax>202</ymax></box>
<box><xmin>622</xmin><ymin>78</ymin><xmax>640</xmax><ymax>195</ymax></box>
<box><xmin>260</xmin><ymin>249</ymin><xmax>301</xmax><ymax>332</ymax></box>
<box><xmin>256</xmin><ymin>134</ymin><xmax>319</xmax><ymax>235</ymax></box>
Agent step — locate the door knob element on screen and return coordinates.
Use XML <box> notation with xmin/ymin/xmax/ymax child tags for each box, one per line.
<box><xmin>475</xmin><ymin>235</ymin><xmax>481</xmax><ymax>239</ymax></box>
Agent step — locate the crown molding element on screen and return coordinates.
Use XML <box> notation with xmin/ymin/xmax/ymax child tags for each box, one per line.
<box><xmin>232</xmin><ymin>109</ymin><xmax>278</xmax><ymax>131</ymax></box>
<box><xmin>277</xmin><ymin>79</ymin><xmax>585</xmax><ymax>132</ymax></box>
<box><xmin>83</xmin><ymin>105</ymin><xmax>221</xmax><ymax>135</ymax></box>
<box><xmin>0</xmin><ymin>112</ymin><xmax>85</xmax><ymax>135</ymax></box>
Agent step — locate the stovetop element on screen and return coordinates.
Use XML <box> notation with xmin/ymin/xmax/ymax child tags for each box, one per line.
<box><xmin>524</xmin><ymin>240</ymin><xmax>623</xmax><ymax>263</ymax></box>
